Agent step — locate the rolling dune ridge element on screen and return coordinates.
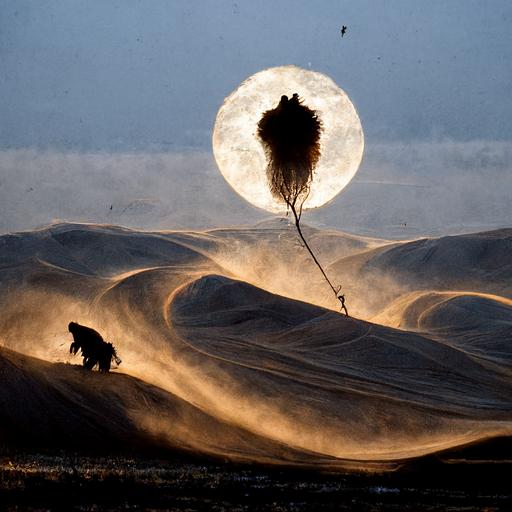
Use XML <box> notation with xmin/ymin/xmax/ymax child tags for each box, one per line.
<box><xmin>0</xmin><ymin>222</ymin><xmax>511</xmax><ymax>470</ymax></box>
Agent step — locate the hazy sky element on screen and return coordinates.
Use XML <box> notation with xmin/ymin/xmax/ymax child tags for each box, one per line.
<box><xmin>1</xmin><ymin>0</ymin><xmax>511</xmax><ymax>151</ymax></box>
<box><xmin>1</xmin><ymin>1</ymin><xmax>511</xmax><ymax>237</ymax></box>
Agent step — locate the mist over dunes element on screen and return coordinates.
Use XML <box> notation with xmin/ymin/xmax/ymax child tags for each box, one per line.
<box><xmin>1</xmin><ymin>141</ymin><xmax>511</xmax><ymax>238</ymax></box>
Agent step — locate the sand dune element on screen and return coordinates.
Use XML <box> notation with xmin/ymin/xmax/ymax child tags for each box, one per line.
<box><xmin>0</xmin><ymin>222</ymin><xmax>511</xmax><ymax>469</ymax></box>
<box><xmin>365</xmin><ymin>229</ymin><xmax>512</xmax><ymax>295</ymax></box>
<box><xmin>326</xmin><ymin>228</ymin><xmax>512</xmax><ymax>318</ymax></box>
<box><xmin>374</xmin><ymin>291</ymin><xmax>512</xmax><ymax>368</ymax></box>
<box><xmin>0</xmin><ymin>346</ymin><xmax>341</xmax><ymax>468</ymax></box>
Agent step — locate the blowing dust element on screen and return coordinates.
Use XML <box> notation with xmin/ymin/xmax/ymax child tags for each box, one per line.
<box><xmin>1</xmin><ymin>224</ymin><xmax>511</xmax><ymax>466</ymax></box>
<box><xmin>209</xmin><ymin>228</ymin><xmax>408</xmax><ymax>321</ymax></box>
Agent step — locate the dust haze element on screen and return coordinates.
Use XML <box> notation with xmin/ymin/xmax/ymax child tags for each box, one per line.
<box><xmin>1</xmin><ymin>140</ymin><xmax>511</xmax><ymax>237</ymax></box>
<box><xmin>1</xmin><ymin>221</ymin><xmax>511</xmax><ymax>468</ymax></box>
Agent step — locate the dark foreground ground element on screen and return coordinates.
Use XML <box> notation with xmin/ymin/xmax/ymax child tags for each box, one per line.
<box><xmin>1</xmin><ymin>445</ymin><xmax>512</xmax><ymax>512</ymax></box>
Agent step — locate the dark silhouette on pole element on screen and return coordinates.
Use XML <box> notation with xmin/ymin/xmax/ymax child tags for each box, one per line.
<box><xmin>68</xmin><ymin>322</ymin><xmax>121</xmax><ymax>372</ymax></box>
<box><xmin>257</xmin><ymin>94</ymin><xmax>348</xmax><ymax>315</ymax></box>
<box><xmin>337</xmin><ymin>292</ymin><xmax>349</xmax><ymax>316</ymax></box>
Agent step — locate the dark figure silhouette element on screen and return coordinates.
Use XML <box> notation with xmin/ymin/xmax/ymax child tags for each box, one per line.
<box><xmin>68</xmin><ymin>322</ymin><xmax>121</xmax><ymax>372</ymax></box>
<box><xmin>337</xmin><ymin>294</ymin><xmax>349</xmax><ymax>316</ymax></box>
<box><xmin>257</xmin><ymin>93</ymin><xmax>322</xmax><ymax>211</ymax></box>
<box><xmin>257</xmin><ymin>93</ymin><xmax>347</xmax><ymax>312</ymax></box>
<box><xmin>341</xmin><ymin>25</ymin><xmax>347</xmax><ymax>37</ymax></box>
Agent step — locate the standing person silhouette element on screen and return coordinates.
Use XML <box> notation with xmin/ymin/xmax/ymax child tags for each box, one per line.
<box><xmin>337</xmin><ymin>294</ymin><xmax>349</xmax><ymax>316</ymax></box>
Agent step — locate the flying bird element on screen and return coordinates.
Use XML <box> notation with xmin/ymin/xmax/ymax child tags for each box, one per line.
<box><xmin>341</xmin><ymin>25</ymin><xmax>347</xmax><ymax>37</ymax></box>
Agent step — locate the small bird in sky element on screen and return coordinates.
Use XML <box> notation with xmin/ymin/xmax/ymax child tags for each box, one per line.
<box><xmin>341</xmin><ymin>25</ymin><xmax>347</xmax><ymax>37</ymax></box>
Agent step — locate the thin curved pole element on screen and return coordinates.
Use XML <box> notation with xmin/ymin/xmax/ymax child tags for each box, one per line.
<box><xmin>289</xmin><ymin>203</ymin><xmax>349</xmax><ymax>316</ymax></box>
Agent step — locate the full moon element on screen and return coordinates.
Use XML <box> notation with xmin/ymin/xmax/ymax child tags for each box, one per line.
<box><xmin>212</xmin><ymin>65</ymin><xmax>364</xmax><ymax>213</ymax></box>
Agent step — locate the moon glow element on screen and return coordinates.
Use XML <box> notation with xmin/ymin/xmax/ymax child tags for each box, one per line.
<box><xmin>213</xmin><ymin>66</ymin><xmax>364</xmax><ymax>213</ymax></box>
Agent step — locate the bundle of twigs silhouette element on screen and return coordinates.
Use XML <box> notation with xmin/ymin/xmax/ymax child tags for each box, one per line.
<box><xmin>257</xmin><ymin>93</ymin><xmax>348</xmax><ymax>315</ymax></box>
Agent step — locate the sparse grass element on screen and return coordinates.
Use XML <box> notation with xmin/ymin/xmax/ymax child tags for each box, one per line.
<box><xmin>1</xmin><ymin>452</ymin><xmax>511</xmax><ymax>511</ymax></box>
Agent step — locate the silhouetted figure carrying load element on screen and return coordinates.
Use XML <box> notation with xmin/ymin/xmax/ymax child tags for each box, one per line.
<box><xmin>68</xmin><ymin>322</ymin><xmax>121</xmax><ymax>372</ymax></box>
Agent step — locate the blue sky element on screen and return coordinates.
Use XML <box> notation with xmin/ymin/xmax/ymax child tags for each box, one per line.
<box><xmin>1</xmin><ymin>1</ymin><xmax>511</xmax><ymax>236</ymax></box>
<box><xmin>1</xmin><ymin>0</ymin><xmax>511</xmax><ymax>151</ymax></box>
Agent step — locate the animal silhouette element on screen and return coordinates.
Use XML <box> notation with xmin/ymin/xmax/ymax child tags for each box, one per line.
<box><xmin>68</xmin><ymin>322</ymin><xmax>121</xmax><ymax>372</ymax></box>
